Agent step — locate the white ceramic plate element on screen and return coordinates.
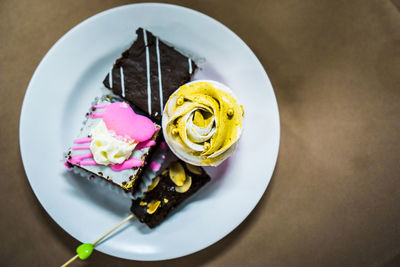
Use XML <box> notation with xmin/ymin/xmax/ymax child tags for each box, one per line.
<box><xmin>19</xmin><ymin>3</ymin><xmax>280</xmax><ymax>261</ymax></box>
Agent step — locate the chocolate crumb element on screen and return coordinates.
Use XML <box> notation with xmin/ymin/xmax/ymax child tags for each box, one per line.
<box><xmin>65</xmin><ymin>161</ymin><xmax>73</xmax><ymax>168</ymax></box>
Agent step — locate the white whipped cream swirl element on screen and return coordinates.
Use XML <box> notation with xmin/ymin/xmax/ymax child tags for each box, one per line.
<box><xmin>90</xmin><ymin>120</ymin><xmax>137</xmax><ymax>165</ymax></box>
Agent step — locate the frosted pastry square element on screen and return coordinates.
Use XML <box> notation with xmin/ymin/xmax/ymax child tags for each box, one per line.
<box><xmin>65</xmin><ymin>95</ymin><xmax>161</xmax><ymax>192</ymax></box>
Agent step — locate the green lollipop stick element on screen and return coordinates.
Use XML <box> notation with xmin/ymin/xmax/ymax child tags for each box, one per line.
<box><xmin>61</xmin><ymin>214</ymin><xmax>135</xmax><ymax>267</ymax></box>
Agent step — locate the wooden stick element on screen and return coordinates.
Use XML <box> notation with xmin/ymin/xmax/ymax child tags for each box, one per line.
<box><xmin>93</xmin><ymin>213</ymin><xmax>134</xmax><ymax>246</ymax></box>
<box><xmin>60</xmin><ymin>214</ymin><xmax>135</xmax><ymax>267</ymax></box>
<box><xmin>61</xmin><ymin>255</ymin><xmax>79</xmax><ymax>267</ymax></box>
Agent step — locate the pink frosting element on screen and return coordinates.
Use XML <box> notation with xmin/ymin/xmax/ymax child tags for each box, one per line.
<box><xmin>71</xmin><ymin>145</ymin><xmax>90</xmax><ymax>150</ymax></box>
<box><xmin>67</xmin><ymin>102</ymin><xmax>157</xmax><ymax>172</ymax></box>
<box><xmin>67</xmin><ymin>151</ymin><xmax>142</xmax><ymax>170</ymax></box>
<box><xmin>160</xmin><ymin>141</ymin><xmax>167</xmax><ymax>149</ymax></box>
<box><xmin>91</xmin><ymin>102</ymin><xmax>156</xmax><ymax>142</ymax></box>
<box><xmin>68</xmin><ymin>153</ymin><xmax>94</xmax><ymax>165</ymax></box>
<box><xmin>74</xmin><ymin>138</ymin><xmax>92</xmax><ymax>144</ymax></box>
<box><xmin>136</xmin><ymin>140</ymin><xmax>157</xmax><ymax>150</ymax></box>
<box><xmin>110</xmin><ymin>158</ymin><xmax>143</xmax><ymax>171</ymax></box>
<box><xmin>150</xmin><ymin>161</ymin><xmax>161</xmax><ymax>171</ymax></box>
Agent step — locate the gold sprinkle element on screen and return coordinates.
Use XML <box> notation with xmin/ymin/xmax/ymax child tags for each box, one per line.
<box><xmin>169</xmin><ymin>162</ymin><xmax>186</xmax><ymax>186</ymax></box>
<box><xmin>171</xmin><ymin>128</ymin><xmax>179</xmax><ymax>135</ymax></box>
<box><xmin>227</xmin><ymin>108</ymin><xmax>234</xmax><ymax>117</ymax></box>
<box><xmin>163</xmin><ymin>198</ymin><xmax>169</xmax><ymax>203</ymax></box>
<box><xmin>146</xmin><ymin>200</ymin><xmax>161</xmax><ymax>214</ymax></box>
<box><xmin>176</xmin><ymin>96</ymin><xmax>184</xmax><ymax>106</ymax></box>
<box><xmin>240</xmin><ymin>105</ymin><xmax>245</xmax><ymax>116</ymax></box>
<box><xmin>162</xmin><ymin>169</ymin><xmax>168</xmax><ymax>175</ymax></box>
<box><xmin>147</xmin><ymin>177</ymin><xmax>160</xmax><ymax>191</ymax></box>
<box><xmin>185</xmin><ymin>163</ymin><xmax>202</xmax><ymax>175</ymax></box>
<box><xmin>121</xmin><ymin>176</ymin><xmax>137</xmax><ymax>190</ymax></box>
<box><xmin>203</xmin><ymin>142</ymin><xmax>210</xmax><ymax>150</ymax></box>
<box><xmin>175</xmin><ymin>176</ymin><xmax>192</xmax><ymax>193</ymax></box>
<box><xmin>139</xmin><ymin>201</ymin><xmax>147</xmax><ymax>206</ymax></box>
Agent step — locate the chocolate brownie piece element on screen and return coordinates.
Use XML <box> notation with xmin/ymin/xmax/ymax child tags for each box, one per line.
<box><xmin>131</xmin><ymin>160</ymin><xmax>210</xmax><ymax>228</ymax></box>
<box><xmin>103</xmin><ymin>28</ymin><xmax>197</xmax><ymax>121</ymax></box>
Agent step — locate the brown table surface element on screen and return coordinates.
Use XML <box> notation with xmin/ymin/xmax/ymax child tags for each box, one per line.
<box><xmin>1</xmin><ymin>0</ymin><xmax>400</xmax><ymax>266</ymax></box>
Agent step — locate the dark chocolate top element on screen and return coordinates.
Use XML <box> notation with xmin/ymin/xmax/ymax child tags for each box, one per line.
<box><xmin>103</xmin><ymin>28</ymin><xmax>197</xmax><ymax>121</ymax></box>
<box><xmin>131</xmin><ymin>160</ymin><xmax>210</xmax><ymax>228</ymax></box>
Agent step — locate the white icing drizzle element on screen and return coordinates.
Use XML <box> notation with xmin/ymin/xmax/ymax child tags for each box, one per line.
<box><xmin>188</xmin><ymin>58</ymin><xmax>192</xmax><ymax>74</ymax></box>
<box><xmin>155</xmin><ymin>37</ymin><xmax>163</xmax><ymax>113</ymax></box>
<box><xmin>120</xmin><ymin>66</ymin><xmax>125</xmax><ymax>97</ymax></box>
<box><xmin>143</xmin><ymin>29</ymin><xmax>152</xmax><ymax>115</ymax></box>
<box><xmin>108</xmin><ymin>69</ymin><xmax>113</xmax><ymax>88</ymax></box>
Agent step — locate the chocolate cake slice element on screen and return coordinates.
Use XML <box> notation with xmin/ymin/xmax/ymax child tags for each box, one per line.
<box><xmin>103</xmin><ymin>28</ymin><xmax>197</xmax><ymax>121</ymax></box>
<box><xmin>131</xmin><ymin>160</ymin><xmax>210</xmax><ymax>228</ymax></box>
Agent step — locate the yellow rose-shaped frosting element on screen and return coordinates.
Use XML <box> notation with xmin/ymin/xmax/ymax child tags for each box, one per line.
<box><xmin>162</xmin><ymin>80</ymin><xmax>244</xmax><ymax>166</ymax></box>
